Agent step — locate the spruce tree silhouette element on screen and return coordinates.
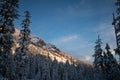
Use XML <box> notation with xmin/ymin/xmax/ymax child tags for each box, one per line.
<box><xmin>14</xmin><ymin>10</ymin><xmax>31</xmax><ymax>80</ymax></box>
<box><xmin>0</xmin><ymin>0</ymin><xmax>19</xmax><ymax>79</ymax></box>
<box><xmin>103</xmin><ymin>43</ymin><xmax>120</xmax><ymax>80</ymax></box>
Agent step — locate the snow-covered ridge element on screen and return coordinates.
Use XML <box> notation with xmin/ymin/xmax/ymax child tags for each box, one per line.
<box><xmin>12</xmin><ymin>29</ymin><xmax>92</xmax><ymax>65</ymax></box>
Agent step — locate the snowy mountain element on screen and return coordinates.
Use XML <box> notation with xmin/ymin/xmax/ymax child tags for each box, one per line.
<box><xmin>12</xmin><ymin>29</ymin><xmax>92</xmax><ymax>65</ymax></box>
<box><xmin>0</xmin><ymin>28</ymin><xmax>100</xmax><ymax>80</ymax></box>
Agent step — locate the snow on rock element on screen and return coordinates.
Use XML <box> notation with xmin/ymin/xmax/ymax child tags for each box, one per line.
<box><xmin>29</xmin><ymin>35</ymin><xmax>61</xmax><ymax>53</ymax></box>
<box><xmin>30</xmin><ymin>34</ymin><xmax>46</xmax><ymax>47</ymax></box>
<box><xmin>13</xmin><ymin>28</ymin><xmax>20</xmax><ymax>36</ymax></box>
<box><xmin>43</xmin><ymin>43</ymin><xmax>60</xmax><ymax>52</ymax></box>
<box><xmin>13</xmin><ymin>29</ymin><xmax>61</xmax><ymax>53</ymax></box>
<box><xmin>29</xmin><ymin>35</ymin><xmax>60</xmax><ymax>52</ymax></box>
<box><xmin>12</xmin><ymin>28</ymin><xmax>90</xmax><ymax>65</ymax></box>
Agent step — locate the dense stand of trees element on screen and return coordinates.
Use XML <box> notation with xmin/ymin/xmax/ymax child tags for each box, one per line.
<box><xmin>0</xmin><ymin>0</ymin><xmax>19</xmax><ymax>79</ymax></box>
<box><xmin>93</xmin><ymin>0</ymin><xmax>120</xmax><ymax>79</ymax></box>
<box><xmin>0</xmin><ymin>0</ymin><xmax>120</xmax><ymax>80</ymax></box>
<box><xmin>93</xmin><ymin>36</ymin><xmax>120</xmax><ymax>80</ymax></box>
<box><xmin>2</xmin><ymin>53</ymin><xmax>94</xmax><ymax>80</ymax></box>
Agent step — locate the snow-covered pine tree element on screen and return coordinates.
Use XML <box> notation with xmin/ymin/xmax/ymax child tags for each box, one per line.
<box><xmin>113</xmin><ymin>0</ymin><xmax>120</xmax><ymax>64</ymax></box>
<box><xmin>61</xmin><ymin>60</ymin><xmax>69</xmax><ymax>80</ymax></box>
<box><xmin>76</xmin><ymin>64</ymin><xmax>84</xmax><ymax>80</ymax></box>
<box><xmin>58</xmin><ymin>62</ymin><xmax>64</xmax><ymax>80</ymax></box>
<box><xmin>27</xmin><ymin>55</ymin><xmax>36</xmax><ymax>79</ymax></box>
<box><xmin>41</xmin><ymin>57</ymin><xmax>51</xmax><ymax>80</ymax></box>
<box><xmin>68</xmin><ymin>61</ymin><xmax>78</xmax><ymax>80</ymax></box>
<box><xmin>34</xmin><ymin>54</ymin><xmax>42</xmax><ymax>80</ymax></box>
<box><xmin>14</xmin><ymin>10</ymin><xmax>31</xmax><ymax>80</ymax></box>
<box><xmin>103</xmin><ymin>43</ymin><xmax>120</xmax><ymax>80</ymax></box>
<box><xmin>0</xmin><ymin>0</ymin><xmax>19</xmax><ymax>34</ymax></box>
<box><xmin>19</xmin><ymin>10</ymin><xmax>31</xmax><ymax>53</ymax></box>
<box><xmin>63</xmin><ymin>67</ymin><xmax>68</xmax><ymax>80</ymax></box>
<box><xmin>93</xmin><ymin>35</ymin><xmax>105</xmax><ymax>80</ymax></box>
<box><xmin>50</xmin><ymin>58</ymin><xmax>58</xmax><ymax>80</ymax></box>
<box><xmin>93</xmin><ymin>35</ymin><xmax>103</xmax><ymax>71</ymax></box>
<box><xmin>0</xmin><ymin>0</ymin><xmax>19</xmax><ymax>79</ymax></box>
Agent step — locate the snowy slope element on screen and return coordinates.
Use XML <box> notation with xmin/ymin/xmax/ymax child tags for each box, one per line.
<box><xmin>13</xmin><ymin>29</ymin><xmax>92</xmax><ymax>65</ymax></box>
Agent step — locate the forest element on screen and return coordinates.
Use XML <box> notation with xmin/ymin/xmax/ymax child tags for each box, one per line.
<box><xmin>0</xmin><ymin>0</ymin><xmax>120</xmax><ymax>80</ymax></box>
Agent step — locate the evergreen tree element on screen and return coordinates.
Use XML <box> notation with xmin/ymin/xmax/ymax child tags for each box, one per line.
<box><xmin>68</xmin><ymin>62</ymin><xmax>78</xmax><ymax>80</ymax></box>
<box><xmin>113</xmin><ymin>0</ymin><xmax>120</xmax><ymax>64</ymax></box>
<box><xmin>93</xmin><ymin>35</ymin><xmax>105</xmax><ymax>80</ymax></box>
<box><xmin>27</xmin><ymin>54</ymin><xmax>36</xmax><ymax>79</ymax></box>
<box><xmin>41</xmin><ymin>57</ymin><xmax>51</xmax><ymax>80</ymax></box>
<box><xmin>19</xmin><ymin>10</ymin><xmax>31</xmax><ymax>53</ymax></box>
<box><xmin>0</xmin><ymin>0</ymin><xmax>19</xmax><ymax>78</ymax></box>
<box><xmin>93</xmin><ymin>35</ymin><xmax>104</xmax><ymax>71</ymax></box>
<box><xmin>50</xmin><ymin>58</ymin><xmax>58</xmax><ymax>80</ymax></box>
<box><xmin>34</xmin><ymin>54</ymin><xmax>42</xmax><ymax>80</ymax></box>
<box><xmin>103</xmin><ymin>43</ymin><xmax>120</xmax><ymax>80</ymax></box>
<box><xmin>76</xmin><ymin>64</ymin><xmax>85</xmax><ymax>80</ymax></box>
<box><xmin>14</xmin><ymin>11</ymin><xmax>31</xmax><ymax>80</ymax></box>
<box><xmin>0</xmin><ymin>0</ymin><xmax>19</xmax><ymax>33</ymax></box>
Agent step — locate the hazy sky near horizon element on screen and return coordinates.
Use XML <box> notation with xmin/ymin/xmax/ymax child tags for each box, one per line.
<box><xmin>15</xmin><ymin>0</ymin><xmax>117</xmax><ymax>62</ymax></box>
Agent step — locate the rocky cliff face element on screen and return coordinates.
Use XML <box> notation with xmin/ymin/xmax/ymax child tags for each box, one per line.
<box><xmin>12</xmin><ymin>29</ymin><xmax>92</xmax><ymax>65</ymax></box>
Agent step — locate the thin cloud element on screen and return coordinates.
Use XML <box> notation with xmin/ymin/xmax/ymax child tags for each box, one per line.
<box><xmin>50</xmin><ymin>34</ymin><xmax>79</xmax><ymax>44</ymax></box>
<box><xmin>49</xmin><ymin>34</ymin><xmax>94</xmax><ymax>62</ymax></box>
<box><xmin>60</xmin><ymin>35</ymin><xmax>79</xmax><ymax>43</ymax></box>
<box><xmin>84</xmin><ymin>55</ymin><xmax>92</xmax><ymax>61</ymax></box>
<box><xmin>77</xmin><ymin>54</ymin><xmax>92</xmax><ymax>62</ymax></box>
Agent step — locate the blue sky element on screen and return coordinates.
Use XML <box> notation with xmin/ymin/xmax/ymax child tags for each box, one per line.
<box><xmin>15</xmin><ymin>0</ymin><xmax>117</xmax><ymax>62</ymax></box>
